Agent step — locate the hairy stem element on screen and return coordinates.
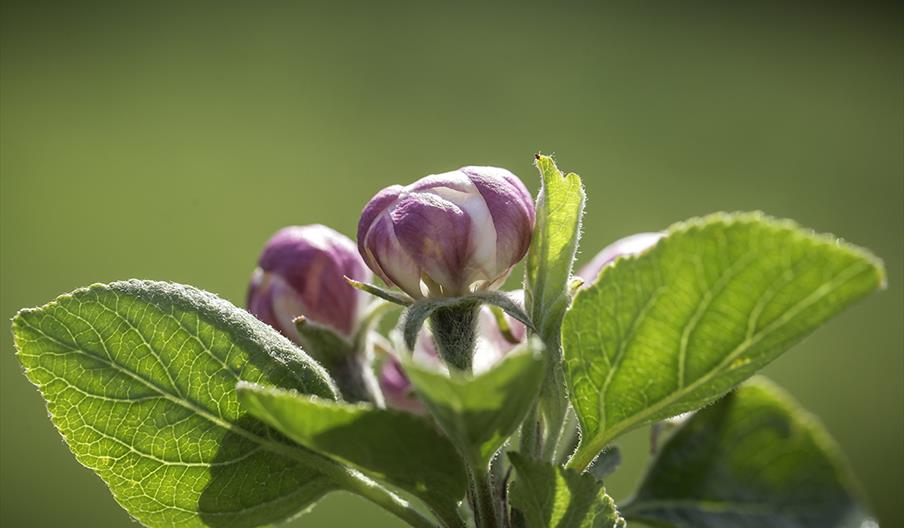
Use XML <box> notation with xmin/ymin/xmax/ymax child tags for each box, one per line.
<box><xmin>467</xmin><ymin>457</ymin><xmax>500</xmax><ymax>528</ymax></box>
<box><xmin>519</xmin><ymin>404</ymin><xmax>542</xmax><ymax>458</ymax></box>
<box><xmin>538</xmin><ymin>362</ymin><xmax>569</xmax><ymax>461</ymax></box>
<box><xmin>430</xmin><ymin>302</ymin><xmax>480</xmax><ymax>372</ymax></box>
<box><xmin>521</xmin><ymin>331</ymin><xmax>568</xmax><ymax>462</ymax></box>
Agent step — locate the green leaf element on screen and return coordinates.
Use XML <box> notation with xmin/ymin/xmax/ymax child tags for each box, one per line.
<box><xmin>525</xmin><ymin>153</ymin><xmax>586</xmax><ymax>345</ymax></box>
<box><xmin>622</xmin><ymin>377</ymin><xmax>876</xmax><ymax>528</ymax></box>
<box><xmin>508</xmin><ymin>453</ymin><xmax>626</xmax><ymax>528</ymax></box>
<box><xmin>10</xmin><ymin>280</ymin><xmax>408</xmax><ymax>528</ymax></box>
<box><xmin>403</xmin><ymin>341</ymin><xmax>545</xmax><ymax>464</ymax></box>
<box><xmin>523</xmin><ymin>154</ymin><xmax>586</xmax><ymax>459</ymax></box>
<box><xmin>236</xmin><ymin>382</ymin><xmax>468</xmax><ymax>527</ymax></box>
<box><xmin>563</xmin><ymin>213</ymin><xmax>885</xmax><ymax>470</ymax></box>
<box><xmin>294</xmin><ymin>315</ymin><xmax>355</xmax><ymax>356</ymax></box>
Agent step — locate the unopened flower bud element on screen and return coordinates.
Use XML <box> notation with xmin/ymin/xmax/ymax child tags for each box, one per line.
<box><xmin>578</xmin><ymin>232</ymin><xmax>664</xmax><ymax>284</ymax></box>
<box><xmin>378</xmin><ymin>359</ymin><xmax>425</xmax><ymax>414</ymax></box>
<box><xmin>357</xmin><ymin>166</ymin><xmax>535</xmax><ymax>299</ymax></box>
<box><xmin>247</xmin><ymin>224</ymin><xmax>372</xmax><ymax>339</ymax></box>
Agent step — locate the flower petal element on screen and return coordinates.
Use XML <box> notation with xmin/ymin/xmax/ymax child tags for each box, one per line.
<box><xmin>578</xmin><ymin>232</ymin><xmax>665</xmax><ymax>284</ymax></box>
<box><xmin>390</xmin><ymin>191</ymin><xmax>472</xmax><ymax>295</ymax></box>
<box><xmin>464</xmin><ymin>166</ymin><xmax>535</xmax><ymax>278</ymax></box>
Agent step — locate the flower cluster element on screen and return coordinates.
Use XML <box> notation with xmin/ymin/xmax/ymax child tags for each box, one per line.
<box><xmin>244</xmin><ymin>164</ymin><xmax>662</xmax><ymax>411</ymax></box>
<box><xmin>13</xmin><ymin>150</ymin><xmax>884</xmax><ymax>528</ymax></box>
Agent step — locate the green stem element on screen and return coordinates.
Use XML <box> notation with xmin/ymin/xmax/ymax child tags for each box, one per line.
<box><xmin>336</xmin><ymin>467</ymin><xmax>438</xmax><ymax>528</ymax></box>
<box><xmin>430</xmin><ymin>302</ymin><xmax>479</xmax><ymax>372</ymax></box>
<box><xmin>518</xmin><ymin>334</ymin><xmax>568</xmax><ymax>463</ymax></box>
<box><xmin>519</xmin><ymin>404</ymin><xmax>542</xmax><ymax>458</ymax></box>
<box><xmin>467</xmin><ymin>457</ymin><xmax>500</xmax><ymax>528</ymax></box>
<box><xmin>565</xmin><ymin>441</ymin><xmax>600</xmax><ymax>472</ymax></box>
<box><xmin>538</xmin><ymin>365</ymin><xmax>568</xmax><ymax>461</ymax></box>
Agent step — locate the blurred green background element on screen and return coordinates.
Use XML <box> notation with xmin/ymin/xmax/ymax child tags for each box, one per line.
<box><xmin>2</xmin><ymin>1</ymin><xmax>901</xmax><ymax>526</ymax></box>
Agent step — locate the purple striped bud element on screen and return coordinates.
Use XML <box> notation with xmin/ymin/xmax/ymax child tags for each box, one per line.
<box><xmin>577</xmin><ymin>232</ymin><xmax>664</xmax><ymax>284</ymax></box>
<box><xmin>247</xmin><ymin>225</ymin><xmax>372</xmax><ymax>339</ymax></box>
<box><xmin>357</xmin><ymin>166</ymin><xmax>535</xmax><ymax>299</ymax></box>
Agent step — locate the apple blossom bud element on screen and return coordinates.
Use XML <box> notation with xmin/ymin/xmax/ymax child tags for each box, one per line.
<box><xmin>577</xmin><ymin>232</ymin><xmax>664</xmax><ymax>284</ymax></box>
<box><xmin>247</xmin><ymin>224</ymin><xmax>372</xmax><ymax>339</ymax></box>
<box><xmin>357</xmin><ymin>166</ymin><xmax>535</xmax><ymax>299</ymax></box>
<box><xmin>378</xmin><ymin>359</ymin><xmax>425</xmax><ymax>414</ymax></box>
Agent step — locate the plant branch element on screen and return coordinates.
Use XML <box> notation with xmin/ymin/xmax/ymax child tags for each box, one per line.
<box><xmin>466</xmin><ymin>457</ymin><xmax>500</xmax><ymax>528</ymax></box>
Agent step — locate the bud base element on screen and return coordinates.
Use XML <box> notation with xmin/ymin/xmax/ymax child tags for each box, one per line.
<box><xmin>429</xmin><ymin>301</ymin><xmax>480</xmax><ymax>372</ymax></box>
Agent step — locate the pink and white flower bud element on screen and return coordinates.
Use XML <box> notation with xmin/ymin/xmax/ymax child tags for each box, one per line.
<box><xmin>357</xmin><ymin>167</ymin><xmax>535</xmax><ymax>299</ymax></box>
<box><xmin>247</xmin><ymin>224</ymin><xmax>372</xmax><ymax>339</ymax></box>
<box><xmin>577</xmin><ymin>232</ymin><xmax>664</xmax><ymax>284</ymax></box>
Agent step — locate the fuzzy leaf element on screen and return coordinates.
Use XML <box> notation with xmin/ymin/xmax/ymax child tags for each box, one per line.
<box><xmin>236</xmin><ymin>382</ymin><xmax>467</xmax><ymax>527</ymax></box>
<box><xmin>11</xmin><ymin>280</ymin><xmax>369</xmax><ymax>528</ymax></box>
<box><xmin>622</xmin><ymin>378</ymin><xmax>876</xmax><ymax>528</ymax></box>
<box><xmin>564</xmin><ymin>213</ymin><xmax>885</xmax><ymax>469</ymax></box>
<box><xmin>404</xmin><ymin>342</ymin><xmax>545</xmax><ymax>464</ymax></box>
<box><xmin>524</xmin><ymin>154</ymin><xmax>587</xmax><ymax>458</ymax></box>
<box><xmin>525</xmin><ymin>154</ymin><xmax>586</xmax><ymax>345</ymax></box>
<box><xmin>509</xmin><ymin>452</ymin><xmax>625</xmax><ymax>528</ymax></box>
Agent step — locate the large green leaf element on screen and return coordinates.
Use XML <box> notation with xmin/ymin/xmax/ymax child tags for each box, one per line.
<box><xmin>563</xmin><ymin>213</ymin><xmax>885</xmax><ymax>469</ymax></box>
<box><xmin>236</xmin><ymin>382</ymin><xmax>467</xmax><ymax>528</ymax></box>
<box><xmin>10</xmin><ymin>280</ymin><xmax>405</xmax><ymax>528</ymax></box>
<box><xmin>508</xmin><ymin>453</ymin><xmax>625</xmax><ymax>528</ymax></box>
<box><xmin>403</xmin><ymin>342</ymin><xmax>545</xmax><ymax>465</ymax></box>
<box><xmin>622</xmin><ymin>378</ymin><xmax>875</xmax><ymax>527</ymax></box>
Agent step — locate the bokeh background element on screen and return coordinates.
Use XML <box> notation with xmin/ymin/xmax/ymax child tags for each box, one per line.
<box><xmin>2</xmin><ymin>1</ymin><xmax>901</xmax><ymax>526</ymax></box>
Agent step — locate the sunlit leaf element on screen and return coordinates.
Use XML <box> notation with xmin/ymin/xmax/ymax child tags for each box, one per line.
<box><xmin>563</xmin><ymin>213</ymin><xmax>885</xmax><ymax>469</ymax></box>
